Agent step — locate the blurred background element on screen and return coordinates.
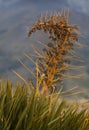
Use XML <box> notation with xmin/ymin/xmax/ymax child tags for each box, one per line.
<box><xmin>0</xmin><ymin>0</ymin><xmax>89</xmax><ymax>97</ymax></box>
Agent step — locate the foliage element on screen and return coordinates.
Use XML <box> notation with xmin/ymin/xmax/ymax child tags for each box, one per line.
<box><xmin>0</xmin><ymin>11</ymin><xmax>88</xmax><ymax>130</ymax></box>
<box><xmin>0</xmin><ymin>80</ymin><xmax>89</xmax><ymax>130</ymax></box>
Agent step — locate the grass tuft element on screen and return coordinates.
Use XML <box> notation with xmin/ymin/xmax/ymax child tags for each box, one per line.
<box><xmin>0</xmin><ymin>10</ymin><xmax>88</xmax><ymax>130</ymax></box>
<box><xmin>0</xmin><ymin>80</ymin><xmax>89</xmax><ymax>130</ymax></box>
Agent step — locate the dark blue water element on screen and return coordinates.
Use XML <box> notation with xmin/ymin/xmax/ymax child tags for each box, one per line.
<box><xmin>0</xmin><ymin>0</ymin><xmax>89</xmax><ymax>97</ymax></box>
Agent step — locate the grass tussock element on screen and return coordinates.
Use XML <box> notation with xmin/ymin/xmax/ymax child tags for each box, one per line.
<box><xmin>0</xmin><ymin>10</ymin><xmax>89</xmax><ymax>130</ymax></box>
<box><xmin>0</xmin><ymin>80</ymin><xmax>89</xmax><ymax>130</ymax></box>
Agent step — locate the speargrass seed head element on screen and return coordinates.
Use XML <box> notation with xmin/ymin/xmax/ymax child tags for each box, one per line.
<box><xmin>28</xmin><ymin>11</ymin><xmax>83</xmax><ymax>94</ymax></box>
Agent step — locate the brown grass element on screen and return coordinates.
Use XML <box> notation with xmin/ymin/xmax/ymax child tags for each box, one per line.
<box><xmin>27</xmin><ymin>11</ymin><xmax>84</xmax><ymax>94</ymax></box>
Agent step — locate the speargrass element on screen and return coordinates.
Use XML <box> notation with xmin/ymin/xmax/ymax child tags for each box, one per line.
<box><xmin>0</xmin><ymin>10</ymin><xmax>88</xmax><ymax>130</ymax></box>
<box><xmin>0</xmin><ymin>80</ymin><xmax>89</xmax><ymax>130</ymax></box>
<box><xmin>27</xmin><ymin>11</ymin><xmax>84</xmax><ymax>94</ymax></box>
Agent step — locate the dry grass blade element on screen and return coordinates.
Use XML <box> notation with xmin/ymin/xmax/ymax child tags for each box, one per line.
<box><xmin>63</xmin><ymin>91</ymin><xmax>84</xmax><ymax>97</ymax></box>
<box><xmin>61</xmin><ymin>86</ymin><xmax>79</xmax><ymax>94</ymax></box>
<box><xmin>12</xmin><ymin>70</ymin><xmax>27</xmax><ymax>85</ymax></box>
<box><xmin>69</xmin><ymin>65</ymin><xmax>85</xmax><ymax>70</ymax></box>
<box><xmin>30</xmin><ymin>44</ymin><xmax>44</xmax><ymax>58</ymax></box>
<box><xmin>24</xmin><ymin>53</ymin><xmax>36</xmax><ymax>65</ymax></box>
<box><xmin>18</xmin><ymin>59</ymin><xmax>36</xmax><ymax>78</ymax></box>
<box><xmin>62</xmin><ymin>73</ymin><xmax>85</xmax><ymax>80</ymax></box>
